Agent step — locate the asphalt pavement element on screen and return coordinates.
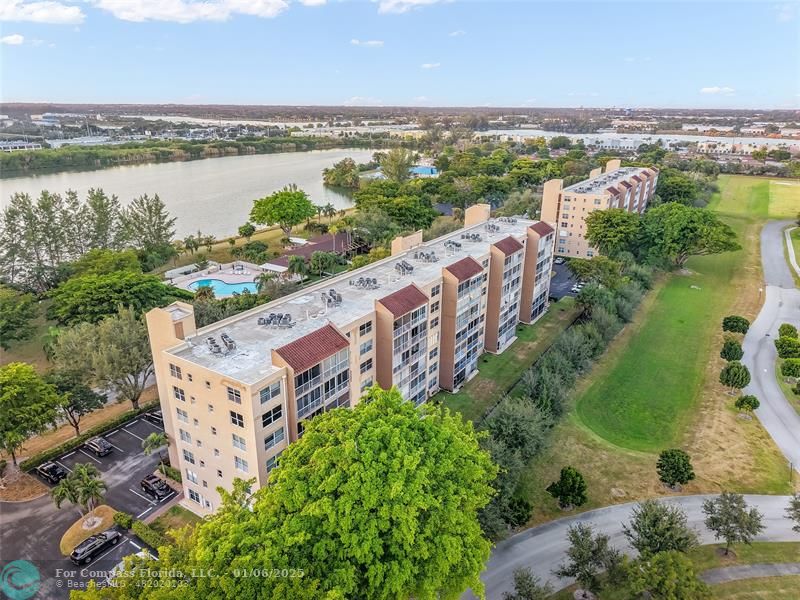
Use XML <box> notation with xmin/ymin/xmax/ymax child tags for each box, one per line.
<box><xmin>549</xmin><ymin>262</ymin><xmax>578</xmax><ymax>300</ymax></box>
<box><xmin>0</xmin><ymin>414</ymin><xmax>173</xmax><ymax>599</ymax></box>
<box><xmin>466</xmin><ymin>494</ymin><xmax>800</xmax><ymax>598</ymax></box>
<box><xmin>741</xmin><ymin>219</ymin><xmax>800</xmax><ymax>471</ymax></box>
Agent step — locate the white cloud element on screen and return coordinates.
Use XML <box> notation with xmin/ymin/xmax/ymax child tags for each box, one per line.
<box><xmin>775</xmin><ymin>3</ymin><xmax>795</xmax><ymax>22</ymax></box>
<box><xmin>448</xmin><ymin>29</ymin><xmax>465</xmax><ymax>36</ymax></box>
<box><xmin>350</xmin><ymin>38</ymin><xmax>384</xmax><ymax>47</ymax></box>
<box><xmin>413</xmin><ymin>95</ymin><xmax>429</xmax><ymax>102</ymax></box>
<box><xmin>90</xmin><ymin>0</ymin><xmax>289</xmax><ymax>23</ymax></box>
<box><xmin>376</xmin><ymin>0</ymin><xmax>447</xmax><ymax>15</ymax></box>
<box><xmin>1</xmin><ymin>33</ymin><xmax>24</xmax><ymax>44</ymax></box>
<box><xmin>700</xmin><ymin>86</ymin><xmax>735</xmax><ymax>95</ymax></box>
<box><xmin>298</xmin><ymin>0</ymin><xmax>326</xmax><ymax>5</ymax></box>
<box><xmin>420</xmin><ymin>62</ymin><xmax>440</xmax><ymax>69</ymax></box>
<box><xmin>0</xmin><ymin>0</ymin><xmax>84</xmax><ymax>24</ymax></box>
<box><xmin>343</xmin><ymin>96</ymin><xmax>383</xmax><ymax>106</ymax></box>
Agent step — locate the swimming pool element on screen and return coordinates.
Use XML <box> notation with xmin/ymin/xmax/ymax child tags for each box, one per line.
<box><xmin>188</xmin><ymin>278</ymin><xmax>258</xmax><ymax>297</ymax></box>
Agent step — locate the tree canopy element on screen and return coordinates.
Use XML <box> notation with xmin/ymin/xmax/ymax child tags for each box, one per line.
<box><xmin>622</xmin><ymin>499</ymin><xmax>698</xmax><ymax>557</ymax></box>
<box><xmin>585</xmin><ymin>208</ymin><xmax>641</xmax><ymax>257</ymax></box>
<box><xmin>656</xmin><ymin>449</ymin><xmax>695</xmax><ymax>488</ymax></box>
<box><xmin>0</xmin><ymin>285</ymin><xmax>38</xmax><ymax>350</ymax></box>
<box><xmin>323</xmin><ymin>157</ymin><xmax>361</xmax><ymax>188</ymax></box>
<box><xmin>702</xmin><ymin>492</ymin><xmax>764</xmax><ymax>555</ymax></box>
<box><xmin>380</xmin><ymin>148</ymin><xmax>416</xmax><ymax>183</ymax></box>
<box><xmin>250</xmin><ymin>185</ymin><xmax>317</xmax><ymax>238</ymax></box>
<box><xmin>120</xmin><ymin>194</ymin><xmax>176</xmax><ymax>252</ymax></box>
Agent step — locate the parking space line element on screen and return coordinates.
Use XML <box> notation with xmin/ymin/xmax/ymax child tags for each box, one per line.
<box><xmin>128</xmin><ymin>540</ymin><xmax>142</xmax><ymax>550</ymax></box>
<box><xmin>91</xmin><ymin>539</ymin><xmax>127</xmax><ymax>565</ymax></box>
<box><xmin>55</xmin><ymin>461</ymin><xmax>72</xmax><ymax>472</ymax></box>
<box><xmin>62</xmin><ymin>451</ymin><xmax>76</xmax><ymax>459</ymax></box>
<box><xmin>122</xmin><ymin>427</ymin><xmax>144</xmax><ymax>441</ymax></box>
<box><xmin>137</xmin><ymin>506</ymin><xmax>153</xmax><ymax>519</ymax></box>
<box><xmin>129</xmin><ymin>488</ymin><xmax>156</xmax><ymax>505</ymax></box>
<box><xmin>158</xmin><ymin>492</ymin><xmax>176</xmax><ymax>504</ymax></box>
<box><xmin>78</xmin><ymin>449</ymin><xmax>102</xmax><ymax>463</ymax></box>
<box><xmin>106</xmin><ymin>429</ymin><xmax>120</xmax><ymax>436</ymax></box>
<box><xmin>140</xmin><ymin>419</ymin><xmax>163</xmax><ymax>430</ymax></box>
<box><xmin>104</xmin><ymin>440</ymin><xmax>125</xmax><ymax>452</ymax></box>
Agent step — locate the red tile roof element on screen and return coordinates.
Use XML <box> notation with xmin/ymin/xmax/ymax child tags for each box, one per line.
<box><xmin>619</xmin><ymin>180</ymin><xmax>632</xmax><ymax>189</ymax></box>
<box><xmin>530</xmin><ymin>221</ymin><xmax>554</xmax><ymax>236</ymax></box>
<box><xmin>493</xmin><ymin>236</ymin><xmax>524</xmax><ymax>255</ymax></box>
<box><xmin>378</xmin><ymin>285</ymin><xmax>429</xmax><ymax>317</ymax></box>
<box><xmin>445</xmin><ymin>257</ymin><xmax>484</xmax><ymax>282</ymax></box>
<box><xmin>274</xmin><ymin>324</ymin><xmax>349</xmax><ymax>373</ymax></box>
<box><xmin>631</xmin><ymin>175</ymin><xmax>642</xmax><ymax>183</ymax></box>
<box><xmin>606</xmin><ymin>186</ymin><xmax>620</xmax><ymax>195</ymax></box>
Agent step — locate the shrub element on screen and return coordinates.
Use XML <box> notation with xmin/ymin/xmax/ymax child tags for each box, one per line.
<box><xmin>781</xmin><ymin>359</ymin><xmax>800</xmax><ymax>378</ymax></box>
<box><xmin>735</xmin><ymin>395</ymin><xmax>760</xmax><ymax>413</ymax></box>
<box><xmin>132</xmin><ymin>520</ymin><xmax>168</xmax><ymax>550</ymax></box>
<box><xmin>159</xmin><ymin>464</ymin><xmax>182</xmax><ymax>482</ymax></box>
<box><xmin>720</xmin><ymin>338</ymin><xmax>744</xmax><ymax>361</ymax></box>
<box><xmin>114</xmin><ymin>512</ymin><xmax>134</xmax><ymax>530</ymax></box>
<box><xmin>656</xmin><ymin>449</ymin><xmax>695</xmax><ymax>488</ymax></box>
<box><xmin>546</xmin><ymin>466</ymin><xmax>588</xmax><ymax>509</ymax></box>
<box><xmin>719</xmin><ymin>361</ymin><xmax>751</xmax><ymax>391</ymax></box>
<box><xmin>722</xmin><ymin>315</ymin><xmax>749</xmax><ymax>334</ymax></box>
<box><xmin>775</xmin><ymin>337</ymin><xmax>800</xmax><ymax>359</ymax></box>
<box><xmin>779</xmin><ymin>323</ymin><xmax>798</xmax><ymax>339</ymax></box>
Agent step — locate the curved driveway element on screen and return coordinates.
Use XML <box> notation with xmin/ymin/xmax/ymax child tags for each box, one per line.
<box><xmin>741</xmin><ymin>220</ymin><xmax>800</xmax><ymax>471</ymax></box>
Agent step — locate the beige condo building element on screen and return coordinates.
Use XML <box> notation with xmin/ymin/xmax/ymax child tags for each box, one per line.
<box><xmin>146</xmin><ymin>204</ymin><xmax>555</xmax><ymax>516</ymax></box>
<box><xmin>541</xmin><ymin>159</ymin><xmax>659</xmax><ymax>258</ymax></box>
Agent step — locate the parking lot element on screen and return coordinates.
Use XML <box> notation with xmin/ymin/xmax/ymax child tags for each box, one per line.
<box><xmin>549</xmin><ymin>261</ymin><xmax>579</xmax><ymax>300</ymax></box>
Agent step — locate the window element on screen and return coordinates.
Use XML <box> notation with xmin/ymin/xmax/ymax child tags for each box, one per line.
<box><xmin>169</xmin><ymin>364</ymin><xmax>182</xmax><ymax>379</ymax></box>
<box><xmin>360</xmin><ymin>359</ymin><xmax>373</xmax><ymax>374</ymax></box>
<box><xmin>259</xmin><ymin>382</ymin><xmax>281</xmax><ymax>404</ymax></box>
<box><xmin>264</xmin><ymin>427</ymin><xmax>285</xmax><ymax>450</ymax></box>
<box><xmin>594</xmin><ymin>198</ymin><xmax>601</xmax><ymax>205</ymax></box>
<box><xmin>227</xmin><ymin>386</ymin><xmax>242</xmax><ymax>404</ymax></box>
<box><xmin>193</xmin><ymin>418</ymin><xmax>199</xmax><ymax>427</ymax></box>
<box><xmin>482</xmin><ymin>259</ymin><xmax>489</xmax><ymax>268</ymax></box>
<box><xmin>202</xmin><ymin>480</ymin><xmax>207</xmax><ymax>488</ymax></box>
<box><xmin>360</xmin><ymin>339</ymin><xmax>373</xmax><ymax>355</ymax></box>
<box><xmin>216</xmin><ymin>469</ymin><xmax>223</xmax><ymax>478</ymax></box>
<box><xmin>359</xmin><ymin>321</ymin><xmax>372</xmax><ymax>336</ymax></box>
<box><xmin>262</xmin><ymin>405</ymin><xmax>283</xmax><ymax>428</ymax></box>
<box><xmin>587</xmin><ymin>250</ymin><xmax>594</xmax><ymax>257</ymax></box>
<box><xmin>213</xmin><ymin>448</ymin><xmax>220</xmax><ymax>457</ymax></box>
<box><xmin>360</xmin><ymin>377</ymin><xmax>373</xmax><ymax>391</ymax></box>
<box><xmin>186</xmin><ymin>469</ymin><xmax>198</xmax><ymax>484</ymax></box>
<box><xmin>182</xmin><ymin>449</ymin><xmax>195</xmax><ymax>464</ymax></box>
<box><xmin>187</xmin><ymin>373</ymin><xmax>193</xmax><ymax>382</ymax></box>
<box><xmin>196</xmin><ymin>439</ymin><xmax>202</xmax><ymax>448</ymax></box>
<box><xmin>234</xmin><ymin>456</ymin><xmax>249</xmax><ymax>473</ymax></box>
<box><xmin>188</xmin><ymin>489</ymin><xmax>201</xmax><ymax>504</ymax></box>
<box><xmin>211</xmin><ymin>426</ymin><xmax>217</xmax><ymax>435</ymax></box>
<box><xmin>230</xmin><ymin>411</ymin><xmax>244</xmax><ymax>427</ymax></box>
<box><xmin>266</xmin><ymin>455</ymin><xmax>278</xmax><ymax>473</ymax></box>
<box><xmin>431</xmin><ymin>301</ymin><xmax>440</xmax><ymax>313</ymax></box>
<box><xmin>208</xmin><ymin>404</ymin><xmax>214</xmax><ymax>413</ymax></box>
<box><xmin>205</xmin><ymin>381</ymin><xmax>211</xmax><ymax>389</ymax></box>
<box><xmin>232</xmin><ymin>433</ymin><xmax>246</xmax><ymax>451</ymax></box>
<box><xmin>430</xmin><ymin>284</ymin><xmax>441</xmax><ymax>297</ymax></box>
<box><xmin>173</xmin><ymin>386</ymin><xmax>186</xmax><ymax>402</ymax></box>
<box><xmin>176</xmin><ymin>408</ymin><xmax>188</xmax><ymax>423</ymax></box>
<box><xmin>429</xmin><ymin>348</ymin><xmax>438</xmax><ymax>360</ymax></box>
<box><xmin>431</xmin><ymin>317</ymin><xmax>439</xmax><ymax>329</ymax></box>
<box><xmin>179</xmin><ymin>429</ymin><xmax>191</xmax><ymax>443</ymax></box>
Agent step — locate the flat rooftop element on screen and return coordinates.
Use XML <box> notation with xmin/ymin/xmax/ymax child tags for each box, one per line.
<box><xmin>563</xmin><ymin>167</ymin><xmax>649</xmax><ymax>195</ymax></box>
<box><xmin>166</xmin><ymin>217</ymin><xmax>537</xmax><ymax>385</ymax></box>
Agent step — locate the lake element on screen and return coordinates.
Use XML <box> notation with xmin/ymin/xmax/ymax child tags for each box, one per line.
<box><xmin>0</xmin><ymin>148</ymin><xmax>376</xmax><ymax>238</ymax></box>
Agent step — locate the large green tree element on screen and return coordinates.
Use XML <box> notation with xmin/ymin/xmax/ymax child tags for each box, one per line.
<box><xmin>656</xmin><ymin>449</ymin><xmax>695</xmax><ymax>489</ymax></box>
<box><xmin>80</xmin><ymin>387</ymin><xmax>497</xmax><ymax>599</ymax></box>
<box><xmin>642</xmin><ymin>203</ymin><xmax>740</xmax><ymax>267</ymax></box>
<box><xmin>627</xmin><ymin>551</ymin><xmax>710</xmax><ymax>599</ymax></box>
<box><xmin>654</xmin><ymin>168</ymin><xmax>699</xmax><ymax>205</ymax></box>
<box><xmin>45</xmin><ymin>370</ymin><xmax>107</xmax><ymax>437</ymax></box>
<box><xmin>323</xmin><ymin>157</ymin><xmax>361</xmax><ymax>188</ymax></box>
<box><xmin>120</xmin><ymin>194</ymin><xmax>177</xmax><ymax>251</ymax></box>
<box><xmin>380</xmin><ymin>148</ymin><xmax>416</xmax><ymax>183</ymax></box>
<box><xmin>0</xmin><ymin>362</ymin><xmax>61</xmax><ymax>464</ymax></box>
<box><xmin>52</xmin><ymin>307</ymin><xmax>155</xmax><ymax>410</ymax></box>
<box><xmin>554</xmin><ymin>522</ymin><xmax>623</xmax><ymax>596</ymax></box>
<box><xmin>0</xmin><ymin>285</ymin><xmax>38</xmax><ymax>350</ymax></box>
<box><xmin>702</xmin><ymin>492</ymin><xmax>764</xmax><ymax>555</ymax></box>
<box><xmin>250</xmin><ymin>184</ymin><xmax>317</xmax><ymax>238</ymax></box>
<box><xmin>622</xmin><ymin>499</ymin><xmax>699</xmax><ymax>557</ymax></box>
<box><xmin>48</xmin><ymin>270</ymin><xmax>192</xmax><ymax>325</ymax></box>
<box><xmin>585</xmin><ymin>208</ymin><xmax>641</xmax><ymax>257</ymax></box>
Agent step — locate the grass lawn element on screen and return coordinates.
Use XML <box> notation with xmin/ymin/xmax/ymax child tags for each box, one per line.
<box><xmin>59</xmin><ymin>505</ymin><xmax>117</xmax><ymax>555</ymax></box>
<box><xmin>710</xmin><ymin>575</ymin><xmax>800</xmax><ymax>599</ymax></box>
<box><xmin>775</xmin><ymin>363</ymin><xmax>800</xmax><ymax>415</ymax></box>
<box><xmin>149</xmin><ymin>505</ymin><xmax>203</xmax><ymax>539</ymax></box>
<box><xmin>1</xmin><ymin>298</ymin><xmax>55</xmax><ymax>372</ymax></box>
<box><xmin>687</xmin><ymin>542</ymin><xmax>800</xmax><ymax>572</ymax></box>
<box><xmin>769</xmin><ymin>179</ymin><xmax>800</xmax><ymax>219</ymax></box>
<box><xmin>436</xmin><ymin>297</ymin><xmax>580</xmax><ymax>424</ymax></box>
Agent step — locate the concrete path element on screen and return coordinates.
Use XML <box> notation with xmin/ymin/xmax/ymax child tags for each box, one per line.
<box><xmin>466</xmin><ymin>494</ymin><xmax>800</xmax><ymax>598</ymax></box>
<box><xmin>700</xmin><ymin>562</ymin><xmax>800</xmax><ymax>584</ymax></box>
<box><xmin>741</xmin><ymin>220</ymin><xmax>800</xmax><ymax>471</ymax></box>
<box><xmin>786</xmin><ymin>226</ymin><xmax>800</xmax><ymax>278</ymax></box>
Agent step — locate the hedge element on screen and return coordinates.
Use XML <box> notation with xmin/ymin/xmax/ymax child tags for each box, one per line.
<box><xmin>781</xmin><ymin>358</ymin><xmax>800</xmax><ymax>378</ymax></box>
<box><xmin>20</xmin><ymin>400</ymin><xmax>159</xmax><ymax>471</ymax></box>
<box><xmin>114</xmin><ymin>512</ymin><xmax>134</xmax><ymax>530</ymax></box>
<box><xmin>132</xmin><ymin>520</ymin><xmax>168</xmax><ymax>550</ymax></box>
<box><xmin>159</xmin><ymin>464</ymin><xmax>182</xmax><ymax>483</ymax></box>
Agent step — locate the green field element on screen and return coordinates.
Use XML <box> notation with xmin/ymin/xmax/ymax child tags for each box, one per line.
<box><xmin>769</xmin><ymin>180</ymin><xmax>800</xmax><ymax>219</ymax></box>
<box><xmin>574</xmin><ymin>175</ymin><xmax>792</xmax><ymax>453</ymax></box>
<box><xmin>706</xmin><ymin>175</ymin><xmax>799</xmax><ymax>220</ymax></box>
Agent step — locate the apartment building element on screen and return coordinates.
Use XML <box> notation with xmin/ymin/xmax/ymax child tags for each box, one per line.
<box><xmin>541</xmin><ymin>159</ymin><xmax>658</xmax><ymax>258</ymax></box>
<box><xmin>146</xmin><ymin>204</ymin><xmax>555</xmax><ymax>516</ymax></box>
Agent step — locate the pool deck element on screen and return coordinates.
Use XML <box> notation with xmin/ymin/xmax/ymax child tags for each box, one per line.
<box><xmin>171</xmin><ymin>261</ymin><xmax>263</xmax><ymax>296</ymax></box>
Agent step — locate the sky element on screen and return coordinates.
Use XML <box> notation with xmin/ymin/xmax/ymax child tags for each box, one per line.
<box><xmin>0</xmin><ymin>0</ymin><xmax>798</xmax><ymax>109</ymax></box>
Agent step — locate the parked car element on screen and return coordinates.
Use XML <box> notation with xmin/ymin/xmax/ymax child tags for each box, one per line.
<box><xmin>70</xmin><ymin>529</ymin><xmax>121</xmax><ymax>565</ymax></box>
<box><xmin>144</xmin><ymin>410</ymin><xmax>164</xmax><ymax>426</ymax></box>
<box><xmin>85</xmin><ymin>437</ymin><xmax>113</xmax><ymax>457</ymax></box>
<box><xmin>140</xmin><ymin>474</ymin><xmax>172</xmax><ymax>499</ymax></box>
<box><xmin>554</xmin><ymin>257</ymin><xmax>566</xmax><ymax>265</ymax></box>
<box><xmin>34</xmin><ymin>461</ymin><xmax>68</xmax><ymax>484</ymax></box>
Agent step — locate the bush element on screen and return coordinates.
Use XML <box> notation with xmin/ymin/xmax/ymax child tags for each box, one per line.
<box><xmin>775</xmin><ymin>337</ymin><xmax>800</xmax><ymax>359</ymax></box>
<box><xmin>722</xmin><ymin>315</ymin><xmax>749</xmax><ymax>334</ymax></box>
<box><xmin>735</xmin><ymin>395</ymin><xmax>760</xmax><ymax>413</ymax></box>
<box><xmin>719</xmin><ymin>361</ymin><xmax>751</xmax><ymax>391</ymax></box>
<box><xmin>114</xmin><ymin>512</ymin><xmax>134</xmax><ymax>530</ymax></box>
<box><xmin>20</xmin><ymin>400</ymin><xmax>159</xmax><ymax>471</ymax></box>
<box><xmin>656</xmin><ymin>449</ymin><xmax>695</xmax><ymax>488</ymax></box>
<box><xmin>159</xmin><ymin>464</ymin><xmax>182</xmax><ymax>482</ymax></box>
<box><xmin>546</xmin><ymin>466</ymin><xmax>588</xmax><ymax>509</ymax></box>
<box><xmin>720</xmin><ymin>338</ymin><xmax>744</xmax><ymax>361</ymax></box>
<box><xmin>779</xmin><ymin>323</ymin><xmax>798</xmax><ymax>339</ymax></box>
<box><xmin>781</xmin><ymin>358</ymin><xmax>800</xmax><ymax>378</ymax></box>
<box><xmin>132</xmin><ymin>520</ymin><xmax>168</xmax><ymax>550</ymax></box>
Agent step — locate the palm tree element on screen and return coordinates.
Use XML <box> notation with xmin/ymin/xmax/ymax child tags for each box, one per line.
<box><xmin>256</xmin><ymin>272</ymin><xmax>276</xmax><ymax>294</ymax></box>
<box><xmin>193</xmin><ymin>285</ymin><xmax>215</xmax><ymax>301</ymax></box>
<box><xmin>315</xmin><ymin>205</ymin><xmax>324</xmax><ymax>222</ymax></box>
<box><xmin>74</xmin><ymin>464</ymin><xmax>107</xmax><ymax>513</ymax></box>
<box><xmin>142</xmin><ymin>432</ymin><xmax>168</xmax><ymax>473</ymax></box>
<box><xmin>323</xmin><ymin>203</ymin><xmax>337</xmax><ymax>222</ymax></box>
<box><xmin>52</xmin><ymin>473</ymin><xmax>84</xmax><ymax>517</ymax></box>
<box><xmin>287</xmin><ymin>255</ymin><xmax>308</xmax><ymax>281</ymax></box>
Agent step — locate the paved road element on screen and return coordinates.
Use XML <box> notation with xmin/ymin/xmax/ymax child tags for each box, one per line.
<box><xmin>700</xmin><ymin>562</ymin><xmax>800</xmax><ymax>584</ymax></box>
<box><xmin>741</xmin><ymin>219</ymin><xmax>800</xmax><ymax>471</ymax></box>
<box><xmin>466</xmin><ymin>494</ymin><xmax>800</xmax><ymax>598</ymax></box>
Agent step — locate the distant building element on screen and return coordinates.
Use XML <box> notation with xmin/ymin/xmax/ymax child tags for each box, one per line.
<box><xmin>146</xmin><ymin>206</ymin><xmax>555</xmax><ymax>516</ymax></box>
<box><xmin>541</xmin><ymin>160</ymin><xmax>658</xmax><ymax>258</ymax></box>
<box><xmin>0</xmin><ymin>141</ymin><xmax>43</xmax><ymax>152</ymax></box>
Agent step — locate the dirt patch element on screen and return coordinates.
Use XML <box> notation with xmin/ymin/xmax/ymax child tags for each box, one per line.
<box><xmin>59</xmin><ymin>505</ymin><xmax>117</xmax><ymax>556</ymax></box>
<box><xmin>715</xmin><ymin>546</ymin><xmax>738</xmax><ymax>560</ymax></box>
<box><xmin>0</xmin><ymin>465</ymin><xmax>48</xmax><ymax>502</ymax></box>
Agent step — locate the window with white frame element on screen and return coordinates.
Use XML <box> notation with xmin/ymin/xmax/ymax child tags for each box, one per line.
<box><xmin>259</xmin><ymin>382</ymin><xmax>281</xmax><ymax>404</ymax></box>
<box><xmin>234</xmin><ymin>456</ymin><xmax>249</xmax><ymax>472</ymax></box>
<box><xmin>359</xmin><ymin>321</ymin><xmax>372</xmax><ymax>336</ymax></box>
<box><xmin>182</xmin><ymin>449</ymin><xmax>195</xmax><ymax>464</ymax></box>
<box><xmin>430</xmin><ymin>284</ymin><xmax>441</xmax><ymax>297</ymax></box>
<box><xmin>227</xmin><ymin>386</ymin><xmax>242</xmax><ymax>404</ymax></box>
<box><xmin>186</xmin><ymin>469</ymin><xmax>198</xmax><ymax>483</ymax></box>
<box><xmin>176</xmin><ymin>407</ymin><xmax>188</xmax><ymax>423</ymax></box>
<box><xmin>230</xmin><ymin>411</ymin><xmax>244</xmax><ymax>427</ymax></box>
<box><xmin>232</xmin><ymin>433</ymin><xmax>246</xmax><ymax>451</ymax></box>
<box><xmin>264</xmin><ymin>427</ymin><xmax>285</xmax><ymax>450</ymax></box>
<box><xmin>262</xmin><ymin>405</ymin><xmax>282</xmax><ymax>428</ymax></box>
<box><xmin>169</xmin><ymin>364</ymin><xmax>182</xmax><ymax>379</ymax></box>
<box><xmin>173</xmin><ymin>386</ymin><xmax>186</xmax><ymax>402</ymax></box>
<box><xmin>360</xmin><ymin>339</ymin><xmax>373</xmax><ymax>355</ymax></box>
<box><xmin>179</xmin><ymin>429</ymin><xmax>191</xmax><ymax>443</ymax></box>
<box><xmin>188</xmin><ymin>489</ymin><xmax>201</xmax><ymax>503</ymax></box>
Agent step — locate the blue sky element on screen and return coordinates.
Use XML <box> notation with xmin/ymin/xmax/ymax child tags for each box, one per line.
<box><xmin>1</xmin><ymin>0</ymin><xmax>798</xmax><ymax>108</ymax></box>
